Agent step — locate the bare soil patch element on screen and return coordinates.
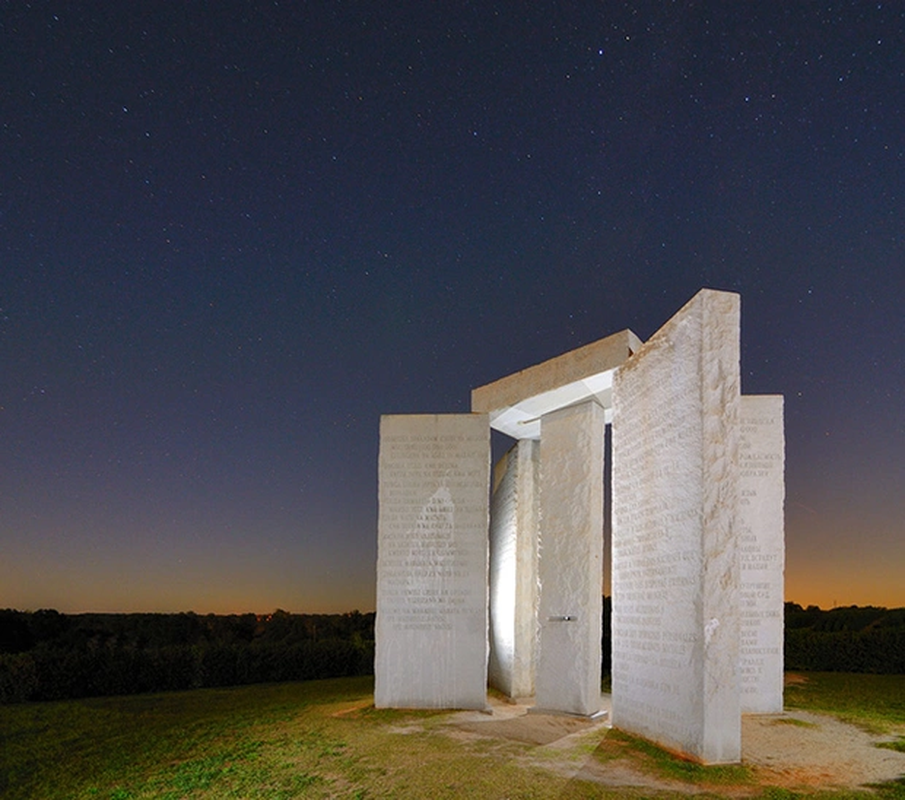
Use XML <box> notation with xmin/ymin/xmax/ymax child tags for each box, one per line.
<box><xmin>443</xmin><ymin>690</ymin><xmax>905</xmax><ymax>795</ymax></box>
<box><xmin>454</xmin><ymin>708</ymin><xmax>599</xmax><ymax>746</ymax></box>
<box><xmin>743</xmin><ymin>710</ymin><xmax>905</xmax><ymax>790</ymax></box>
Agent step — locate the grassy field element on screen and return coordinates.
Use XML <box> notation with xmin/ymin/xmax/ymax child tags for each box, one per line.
<box><xmin>784</xmin><ymin>673</ymin><xmax>905</xmax><ymax>736</ymax></box>
<box><xmin>1</xmin><ymin>673</ymin><xmax>903</xmax><ymax>799</ymax></box>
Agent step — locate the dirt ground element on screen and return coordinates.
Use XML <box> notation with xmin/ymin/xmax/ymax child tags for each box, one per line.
<box><xmin>444</xmin><ymin>679</ymin><xmax>905</xmax><ymax>795</ymax></box>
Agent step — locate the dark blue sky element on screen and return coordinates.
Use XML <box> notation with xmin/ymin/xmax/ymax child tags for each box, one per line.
<box><xmin>2</xmin><ymin>2</ymin><xmax>903</xmax><ymax>612</ymax></box>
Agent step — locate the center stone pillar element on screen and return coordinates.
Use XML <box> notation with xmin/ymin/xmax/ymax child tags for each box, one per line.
<box><xmin>488</xmin><ymin>439</ymin><xmax>539</xmax><ymax>700</ymax></box>
<box><xmin>535</xmin><ymin>400</ymin><xmax>605</xmax><ymax>717</ymax></box>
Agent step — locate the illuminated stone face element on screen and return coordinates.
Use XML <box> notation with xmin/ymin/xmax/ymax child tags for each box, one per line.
<box><xmin>612</xmin><ymin>289</ymin><xmax>741</xmax><ymax>764</ymax></box>
<box><xmin>471</xmin><ymin>328</ymin><xmax>642</xmax><ymax>438</ymax></box>
<box><xmin>374</xmin><ymin>413</ymin><xmax>490</xmax><ymax>710</ymax></box>
<box><xmin>535</xmin><ymin>400</ymin><xmax>605</xmax><ymax>718</ymax></box>
<box><xmin>488</xmin><ymin>439</ymin><xmax>538</xmax><ymax>700</ymax></box>
<box><xmin>738</xmin><ymin>395</ymin><xmax>785</xmax><ymax>714</ymax></box>
<box><xmin>376</xmin><ymin>288</ymin><xmax>784</xmax><ymax>766</ymax></box>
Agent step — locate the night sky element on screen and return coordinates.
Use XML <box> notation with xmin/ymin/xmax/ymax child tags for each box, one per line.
<box><xmin>2</xmin><ymin>3</ymin><xmax>903</xmax><ymax>614</ymax></box>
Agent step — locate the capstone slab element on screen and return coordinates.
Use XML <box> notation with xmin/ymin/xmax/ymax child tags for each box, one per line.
<box><xmin>374</xmin><ymin>413</ymin><xmax>490</xmax><ymax>709</ymax></box>
<box><xmin>739</xmin><ymin>395</ymin><xmax>785</xmax><ymax>713</ymax></box>
<box><xmin>535</xmin><ymin>401</ymin><xmax>605</xmax><ymax>717</ymax></box>
<box><xmin>611</xmin><ymin>288</ymin><xmax>741</xmax><ymax>764</ymax></box>
<box><xmin>471</xmin><ymin>329</ymin><xmax>642</xmax><ymax>439</ymax></box>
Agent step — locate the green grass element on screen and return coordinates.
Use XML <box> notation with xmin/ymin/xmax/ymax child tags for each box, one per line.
<box><xmin>779</xmin><ymin>673</ymin><xmax>905</xmax><ymax>800</ymax></box>
<box><xmin>771</xmin><ymin>717</ymin><xmax>818</xmax><ymax>728</ymax></box>
<box><xmin>0</xmin><ymin>678</ymin><xmax>368</xmax><ymax>799</ymax></box>
<box><xmin>784</xmin><ymin>672</ymin><xmax>905</xmax><ymax>734</ymax></box>
<box><xmin>594</xmin><ymin>727</ymin><xmax>755</xmax><ymax>785</ymax></box>
<box><xmin>1</xmin><ymin>673</ymin><xmax>904</xmax><ymax>799</ymax></box>
<box><xmin>0</xmin><ymin>677</ymin><xmax>597</xmax><ymax>799</ymax></box>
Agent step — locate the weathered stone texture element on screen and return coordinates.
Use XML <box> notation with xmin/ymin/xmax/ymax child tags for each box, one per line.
<box><xmin>739</xmin><ymin>395</ymin><xmax>785</xmax><ymax>713</ymax></box>
<box><xmin>612</xmin><ymin>288</ymin><xmax>741</xmax><ymax>763</ymax></box>
<box><xmin>535</xmin><ymin>401</ymin><xmax>605</xmax><ymax>717</ymax></box>
<box><xmin>374</xmin><ymin>413</ymin><xmax>490</xmax><ymax>709</ymax></box>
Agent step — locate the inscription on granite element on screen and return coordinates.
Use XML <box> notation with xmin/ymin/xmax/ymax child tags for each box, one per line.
<box><xmin>375</xmin><ymin>413</ymin><xmax>490</xmax><ymax>709</ymax></box>
<box><xmin>738</xmin><ymin>395</ymin><xmax>785</xmax><ymax>713</ymax></box>
<box><xmin>374</xmin><ymin>287</ymin><xmax>782</xmax><ymax>763</ymax></box>
<box><xmin>612</xmin><ymin>289</ymin><xmax>741</xmax><ymax>764</ymax></box>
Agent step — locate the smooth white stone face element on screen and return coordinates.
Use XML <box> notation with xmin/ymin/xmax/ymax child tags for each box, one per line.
<box><xmin>739</xmin><ymin>395</ymin><xmax>785</xmax><ymax>713</ymax></box>
<box><xmin>374</xmin><ymin>414</ymin><xmax>490</xmax><ymax>709</ymax></box>
<box><xmin>535</xmin><ymin>401</ymin><xmax>605</xmax><ymax>717</ymax></box>
<box><xmin>612</xmin><ymin>289</ymin><xmax>741</xmax><ymax>764</ymax></box>
<box><xmin>488</xmin><ymin>439</ymin><xmax>539</xmax><ymax>699</ymax></box>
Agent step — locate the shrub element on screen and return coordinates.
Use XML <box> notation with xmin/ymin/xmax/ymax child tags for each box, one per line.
<box><xmin>0</xmin><ymin>653</ymin><xmax>38</xmax><ymax>703</ymax></box>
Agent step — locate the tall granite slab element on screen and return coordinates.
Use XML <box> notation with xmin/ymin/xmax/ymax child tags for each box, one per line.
<box><xmin>535</xmin><ymin>401</ymin><xmax>605</xmax><ymax>717</ymax></box>
<box><xmin>488</xmin><ymin>439</ymin><xmax>540</xmax><ymax>699</ymax></box>
<box><xmin>375</xmin><ymin>413</ymin><xmax>490</xmax><ymax>709</ymax></box>
<box><xmin>739</xmin><ymin>395</ymin><xmax>785</xmax><ymax>713</ymax></box>
<box><xmin>611</xmin><ymin>289</ymin><xmax>741</xmax><ymax>764</ymax></box>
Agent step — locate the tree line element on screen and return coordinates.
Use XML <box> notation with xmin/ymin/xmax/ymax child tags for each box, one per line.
<box><xmin>3</xmin><ymin>600</ymin><xmax>902</xmax><ymax>704</ymax></box>
<box><xmin>0</xmin><ymin>609</ymin><xmax>374</xmax><ymax>704</ymax></box>
<box><xmin>784</xmin><ymin>602</ymin><xmax>905</xmax><ymax>674</ymax></box>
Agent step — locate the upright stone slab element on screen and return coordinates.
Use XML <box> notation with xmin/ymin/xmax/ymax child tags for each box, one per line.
<box><xmin>739</xmin><ymin>395</ymin><xmax>785</xmax><ymax>713</ymax></box>
<box><xmin>535</xmin><ymin>400</ymin><xmax>605</xmax><ymax>717</ymax></box>
<box><xmin>375</xmin><ymin>414</ymin><xmax>490</xmax><ymax>709</ymax></box>
<box><xmin>488</xmin><ymin>439</ymin><xmax>539</xmax><ymax>699</ymax></box>
<box><xmin>611</xmin><ymin>289</ymin><xmax>741</xmax><ymax>764</ymax></box>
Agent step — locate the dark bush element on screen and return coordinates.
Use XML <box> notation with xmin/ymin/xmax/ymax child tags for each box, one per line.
<box><xmin>0</xmin><ymin>653</ymin><xmax>38</xmax><ymax>703</ymax></box>
<box><xmin>785</xmin><ymin>628</ymin><xmax>905</xmax><ymax>674</ymax></box>
<box><xmin>0</xmin><ymin>610</ymin><xmax>34</xmax><ymax>654</ymax></box>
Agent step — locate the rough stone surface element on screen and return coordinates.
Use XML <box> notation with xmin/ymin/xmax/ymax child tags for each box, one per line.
<box><xmin>739</xmin><ymin>395</ymin><xmax>785</xmax><ymax>713</ymax></box>
<box><xmin>375</xmin><ymin>413</ymin><xmax>490</xmax><ymax>709</ymax></box>
<box><xmin>611</xmin><ymin>288</ymin><xmax>741</xmax><ymax>763</ymax></box>
<box><xmin>489</xmin><ymin>439</ymin><xmax>540</xmax><ymax>699</ymax></box>
<box><xmin>471</xmin><ymin>329</ymin><xmax>642</xmax><ymax>439</ymax></box>
<box><xmin>535</xmin><ymin>401</ymin><xmax>605</xmax><ymax>717</ymax></box>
